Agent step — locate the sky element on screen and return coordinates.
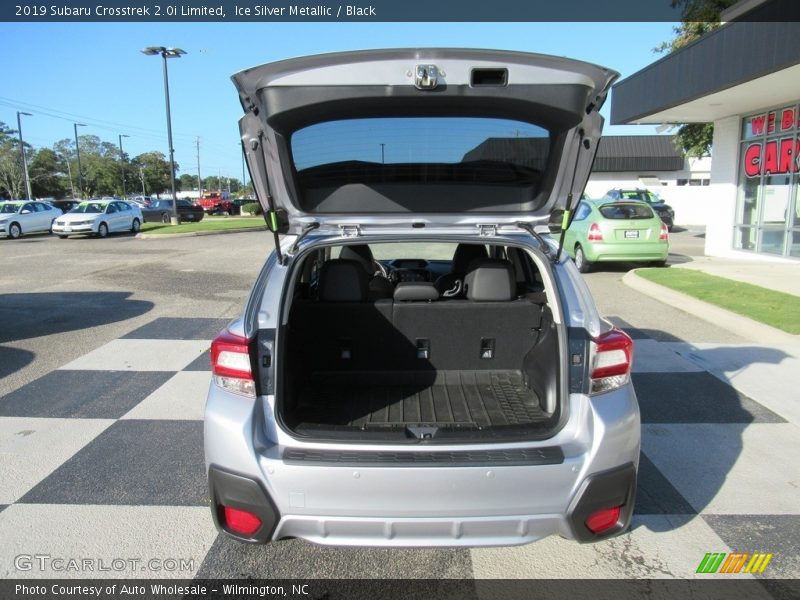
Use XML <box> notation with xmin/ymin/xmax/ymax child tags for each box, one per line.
<box><xmin>0</xmin><ymin>21</ymin><xmax>677</xmax><ymax>182</ymax></box>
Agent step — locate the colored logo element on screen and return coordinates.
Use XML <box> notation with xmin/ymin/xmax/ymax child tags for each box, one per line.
<box><xmin>696</xmin><ymin>552</ymin><xmax>773</xmax><ymax>574</ymax></box>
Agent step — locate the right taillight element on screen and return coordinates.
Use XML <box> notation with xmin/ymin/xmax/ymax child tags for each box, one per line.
<box><xmin>659</xmin><ymin>222</ymin><xmax>669</xmax><ymax>241</ymax></box>
<box><xmin>587</xmin><ymin>223</ymin><xmax>603</xmax><ymax>241</ymax></box>
<box><xmin>590</xmin><ymin>329</ymin><xmax>633</xmax><ymax>394</ymax></box>
<box><xmin>211</xmin><ymin>329</ymin><xmax>256</xmax><ymax>397</ymax></box>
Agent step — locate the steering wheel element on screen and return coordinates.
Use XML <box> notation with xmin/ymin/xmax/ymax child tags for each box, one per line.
<box><xmin>373</xmin><ymin>260</ymin><xmax>389</xmax><ymax>279</ymax></box>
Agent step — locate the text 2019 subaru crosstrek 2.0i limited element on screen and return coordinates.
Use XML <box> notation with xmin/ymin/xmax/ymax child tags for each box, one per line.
<box><xmin>204</xmin><ymin>49</ymin><xmax>640</xmax><ymax>547</ymax></box>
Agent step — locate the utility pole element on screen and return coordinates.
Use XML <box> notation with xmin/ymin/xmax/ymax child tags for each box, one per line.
<box><xmin>196</xmin><ymin>136</ymin><xmax>202</xmax><ymax>199</ymax></box>
<box><xmin>16</xmin><ymin>112</ymin><xmax>33</xmax><ymax>200</ymax></box>
<box><xmin>118</xmin><ymin>134</ymin><xmax>130</xmax><ymax>197</ymax></box>
<box><xmin>73</xmin><ymin>123</ymin><xmax>86</xmax><ymax>198</ymax></box>
<box><xmin>139</xmin><ymin>166</ymin><xmax>146</xmax><ymax>196</ymax></box>
<box><xmin>64</xmin><ymin>155</ymin><xmax>76</xmax><ymax>199</ymax></box>
<box><xmin>380</xmin><ymin>143</ymin><xmax>385</xmax><ymax>164</ymax></box>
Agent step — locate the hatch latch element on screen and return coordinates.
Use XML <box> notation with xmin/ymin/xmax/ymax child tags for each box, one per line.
<box><xmin>339</xmin><ymin>224</ymin><xmax>361</xmax><ymax>238</ymax></box>
<box><xmin>477</xmin><ymin>224</ymin><xmax>498</xmax><ymax>237</ymax></box>
<box><xmin>414</xmin><ymin>65</ymin><xmax>439</xmax><ymax>90</ymax></box>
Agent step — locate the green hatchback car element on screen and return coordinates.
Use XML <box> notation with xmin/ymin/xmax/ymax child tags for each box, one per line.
<box><xmin>562</xmin><ymin>199</ymin><xmax>669</xmax><ymax>272</ymax></box>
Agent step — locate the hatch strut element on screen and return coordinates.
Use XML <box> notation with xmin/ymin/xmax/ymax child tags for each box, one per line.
<box><xmin>555</xmin><ymin>129</ymin><xmax>586</xmax><ymax>263</ymax></box>
<box><xmin>246</xmin><ymin>134</ymin><xmax>284</xmax><ymax>264</ymax></box>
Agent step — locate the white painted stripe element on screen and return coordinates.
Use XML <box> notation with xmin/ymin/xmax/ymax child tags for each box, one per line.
<box><xmin>643</xmin><ymin>423</ymin><xmax>800</xmax><ymax>515</ymax></box>
<box><xmin>663</xmin><ymin>342</ymin><xmax>800</xmax><ymax>425</ymax></box>
<box><xmin>121</xmin><ymin>371</ymin><xmax>211</xmax><ymax>421</ymax></box>
<box><xmin>58</xmin><ymin>339</ymin><xmax>210</xmax><ymax>372</ymax></box>
<box><xmin>0</xmin><ymin>505</ymin><xmax>217</xmax><ymax>579</ymax></box>
<box><xmin>0</xmin><ymin>418</ymin><xmax>113</xmax><ymax>504</ymax></box>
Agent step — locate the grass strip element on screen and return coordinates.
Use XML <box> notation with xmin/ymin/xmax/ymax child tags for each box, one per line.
<box><xmin>141</xmin><ymin>217</ymin><xmax>265</xmax><ymax>234</ymax></box>
<box><xmin>636</xmin><ymin>268</ymin><xmax>800</xmax><ymax>334</ymax></box>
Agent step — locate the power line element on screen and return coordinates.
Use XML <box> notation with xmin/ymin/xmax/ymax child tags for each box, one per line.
<box><xmin>0</xmin><ymin>96</ymin><xmax>199</xmax><ymax>141</ymax></box>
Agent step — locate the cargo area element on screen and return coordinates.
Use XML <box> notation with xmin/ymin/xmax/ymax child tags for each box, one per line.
<box><xmin>275</xmin><ymin>242</ymin><xmax>563</xmax><ymax>442</ymax></box>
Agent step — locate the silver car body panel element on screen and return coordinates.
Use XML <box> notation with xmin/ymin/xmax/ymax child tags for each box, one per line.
<box><xmin>204</xmin><ymin>230</ymin><xmax>640</xmax><ymax>546</ymax></box>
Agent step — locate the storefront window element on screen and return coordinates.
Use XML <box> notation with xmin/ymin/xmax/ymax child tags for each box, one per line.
<box><xmin>790</xmin><ymin>230</ymin><xmax>800</xmax><ymax>258</ymax></box>
<box><xmin>735</xmin><ymin>105</ymin><xmax>800</xmax><ymax>258</ymax></box>
<box><xmin>734</xmin><ymin>226</ymin><xmax>756</xmax><ymax>251</ymax></box>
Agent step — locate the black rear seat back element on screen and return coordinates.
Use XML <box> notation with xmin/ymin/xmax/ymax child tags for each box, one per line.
<box><xmin>318</xmin><ymin>259</ymin><xmax>368</xmax><ymax>302</ymax></box>
<box><xmin>392</xmin><ymin>259</ymin><xmax>543</xmax><ymax>371</ymax></box>
<box><xmin>290</xmin><ymin>260</ymin><xmax>395</xmax><ymax>372</ymax></box>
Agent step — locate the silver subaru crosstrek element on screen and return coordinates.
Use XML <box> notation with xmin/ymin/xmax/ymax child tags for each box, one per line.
<box><xmin>204</xmin><ymin>49</ymin><xmax>640</xmax><ymax>547</ymax></box>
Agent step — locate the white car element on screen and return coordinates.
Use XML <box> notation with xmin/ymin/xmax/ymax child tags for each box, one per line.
<box><xmin>0</xmin><ymin>200</ymin><xmax>63</xmax><ymax>239</ymax></box>
<box><xmin>52</xmin><ymin>199</ymin><xmax>143</xmax><ymax>238</ymax></box>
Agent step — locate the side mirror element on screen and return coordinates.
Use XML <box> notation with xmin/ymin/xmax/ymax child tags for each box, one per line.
<box><xmin>21</xmin><ymin>209</ymin><xmax>31</xmax><ymax>214</ymax></box>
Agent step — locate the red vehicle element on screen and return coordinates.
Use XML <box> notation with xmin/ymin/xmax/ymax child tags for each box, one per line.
<box><xmin>197</xmin><ymin>191</ymin><xmax>233</xmax><ymax>215</ymax></box>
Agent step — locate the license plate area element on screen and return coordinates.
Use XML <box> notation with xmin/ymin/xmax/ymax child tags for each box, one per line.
<box><xmin>64</xmin><ymin>227</ymin><xmax>72</xmax><ymax>232</ymax></box>
<box><xmin>624</xmin><ymin>230</ymin><xmax>639</xmax><ymax>239</ymax></box>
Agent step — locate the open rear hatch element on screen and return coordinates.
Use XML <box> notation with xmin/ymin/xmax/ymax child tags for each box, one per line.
<box><xmin>232</xmin><ymin>49</ymin><xmax>618</xmax><ymax>241</ymax></box>
<box><xmin>233</xmin><ymin>50</ymin><xmax>619</xmax><ymax>443</ymax></box>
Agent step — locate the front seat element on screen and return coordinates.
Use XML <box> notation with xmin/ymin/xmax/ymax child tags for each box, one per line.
<box><xmin>339</xmin><ymin>244</ymin><xmax>393</xmax><ymax>300</ymax></box>
<box><xmin>434</xmin><ymin>243</ymin><xmax>489</xmax><ymax>297</ymax></box>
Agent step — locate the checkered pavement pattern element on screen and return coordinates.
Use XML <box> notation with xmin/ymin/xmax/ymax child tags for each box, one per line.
<box><xmin>0</xmin><ymin>317</ymin><xmax>797</xmax><ymax>580</ymax></box>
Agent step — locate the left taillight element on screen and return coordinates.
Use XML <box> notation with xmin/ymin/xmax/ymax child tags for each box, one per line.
<box><xmin>590</xmin><ymin>329</ymin><xmax>633</xmax><ymax>394</ymax></box>
<box><xmin>211</xmin><ymin>329</ymin><xmax>255</xmax><ymax>397</ymax></box>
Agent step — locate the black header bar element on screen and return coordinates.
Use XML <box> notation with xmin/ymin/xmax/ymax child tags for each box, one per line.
<box><xmin>6</xmin><ymin>0</ymin><xmax>684</xmax><ymax>22</ymax></box>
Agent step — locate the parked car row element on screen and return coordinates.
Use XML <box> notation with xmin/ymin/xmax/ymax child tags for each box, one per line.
<box><xmin>0</xmin><ymin>193</ymin><xmax>251</xmax><ymax>239</ymax></box>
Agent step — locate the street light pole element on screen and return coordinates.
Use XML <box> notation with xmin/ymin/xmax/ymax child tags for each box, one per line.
<box><xmin>196</xmin><ymin>136</ymin><xmax>202</xmax><ymax>200</ymax></box>
<box><xmin>118</xmin><ymin>134</ymin><xmax>130</xmax><ymax>198</ymax></box>
<box><xmin>16</xmin><ymin>112</ymin><xmax>33</xmax><ymax>200</ymax></box>
<box><xmin>73</xmin><ymin>123</ymin><xmax>86</xmax><ymax>198</ymax></box>
<box><xmin>141</xmin><ymin>46</ymin><xmax>185</xmax><ymax>225</ymax></box>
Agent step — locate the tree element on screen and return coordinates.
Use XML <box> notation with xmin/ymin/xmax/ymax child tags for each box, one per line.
<box><xmin>0</xmin><ymin>122</ymin><xmax>25</xmax><ymax>199</ymax></box>
<box><xmin>178</xmin><ymin>173</ymin><xmax>197</xmax><ymax>191</ymax></box>
<box><xmin>132</xmin><ymin>151</ymin><xmax>177</xmax><ymax>197</ymax></box>
<box><xmin>655</xmin><ymin>0</ymin><xmax>738</xmax><ymax>157</ymax></box>
<box><xmin>29</xmin><ymin>148</ymin><xmax>68</xmax><ymax>198</ymax></box>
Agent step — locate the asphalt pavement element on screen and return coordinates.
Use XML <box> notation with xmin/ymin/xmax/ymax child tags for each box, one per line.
<box><xmin>0</xmin><ymin>226</ymin><xmax>797</xmax><ymax>583</ymax></box>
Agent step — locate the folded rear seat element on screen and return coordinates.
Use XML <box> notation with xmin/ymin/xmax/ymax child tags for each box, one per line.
<box><xmin>391</xmin><ymin>259</ymin><xmax>544</xmax><ymax>371</ymax></box>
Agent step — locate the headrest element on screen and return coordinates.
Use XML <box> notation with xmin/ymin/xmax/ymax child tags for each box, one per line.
<box><xmin>452</xmin><ymin>243</ymin><xmax>489</xmax><ymax>273</ymax></box>
<box><xmin>318</xmin><ymin>259</ymin><xmax>369</xmax><ymax>302</ymax></box>
<box><xmin>393</xmin><ymin>282</ymin><xmax>439</xmax><ymax>302</ymax></box>
<box><xmin>464</xmin><ymin>259</ymin><xmax>516</xmax><ymax>302</ymax></box>
<box><xmin>339</xmin><ymin>244</ymin><xmax>375</xmax><ymax>274</ymax></box>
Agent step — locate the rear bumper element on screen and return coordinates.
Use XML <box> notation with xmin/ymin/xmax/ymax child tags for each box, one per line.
<box><xmin>587</xmin><ymin>241</ymin><xmax>668</xmax><ymax>263</ymax></box>
<box><xmin>204</xmin><ymin>384</ymin><xmax>640</xmax><ymax>547</ymax></box>
<box><xmin>207</xmin><ymin>462</ymin><xmax>636</xmax><ymax>547</ymax></box>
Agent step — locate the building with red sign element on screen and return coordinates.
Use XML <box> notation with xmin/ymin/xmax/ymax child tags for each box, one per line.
<box><xmin>611</xmin><ymin>0</ymin><xmax>800</xmax><ymax>260</ymax></box>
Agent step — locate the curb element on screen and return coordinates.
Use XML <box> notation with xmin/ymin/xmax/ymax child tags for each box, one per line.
<box><xmin>136</xmin><ymin>226</ymin><xmax>267</xmax><ymax>239</ymax></box>
<box><xmin>622</xmin><ymin>270</ymin><xmax>800</xmax><ymax>346</ymax></box>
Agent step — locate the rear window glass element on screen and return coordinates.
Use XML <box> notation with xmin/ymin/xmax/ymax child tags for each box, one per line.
<box><xmin>291</xmin><ymin>117</ymin><xmax>550</xmax><ymax>185</ymax></box>
<box><xmin>599</xmin><ymin>203</ymin><xmax>654</xmax><ymax>220</ymax></box>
